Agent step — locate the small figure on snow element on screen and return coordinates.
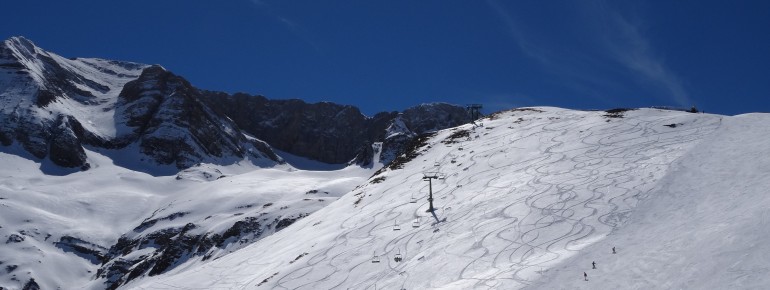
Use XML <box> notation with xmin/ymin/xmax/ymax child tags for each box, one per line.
<box><xmin>612</xmin><ymin>246</ymin><xmax>616</xmax><ymax>254</ymax></box>
<box><xmin>584</xmin><ymin>272</ymin><xmax>588</xmax><ymax>281</ymax></box>
<box><xmin>592</xmin><ymin>261</ymin><xmax>596</xmax><ymax>269</ymax></box>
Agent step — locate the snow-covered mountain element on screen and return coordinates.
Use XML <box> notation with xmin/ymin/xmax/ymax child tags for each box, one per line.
<box><xmin>120</xmin><ymin>107</ymin><xmax>770</xmax><ymax>290</ymax></box>
<box><xmin>0</xmin><ymin>143</ymin><xmax>379</xmax><ymax>290</ymax></box>
<box><xmin>0</xmin><ymin>36</ymin><xmax>472</xmax><ymax>290</ymax></box>
<box><xmin>0</xmin><ymin>36</ymin><xmax>471</xmax><ymax>173</ymax></box>
<box><xmin>0</xmin><ymin>36</ymin><xmax>281</xmax><ymax>173</ymax></box>
<box><xmin>3</xmin><ymin>36</ymin><xmax>769</xmax><ymax>290</ymax></box>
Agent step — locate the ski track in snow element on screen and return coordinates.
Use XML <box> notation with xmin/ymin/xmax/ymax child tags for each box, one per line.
<box><xmin>127</xmin><ymin>108</ymin><xmax>725</xmax><ymax>290</ymax></box>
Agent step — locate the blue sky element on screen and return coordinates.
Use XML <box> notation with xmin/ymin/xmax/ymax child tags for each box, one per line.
<box><xmin>2</xmin><ymin>0</ymin><xmax>769</xmax><ymax>115</ymax></box>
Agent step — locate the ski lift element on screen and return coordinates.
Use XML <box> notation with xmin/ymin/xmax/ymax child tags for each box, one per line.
<box><xmin>372</xmin><ymin>253</ymin><xmax>380</xmax><ymax>263</ymax></box>
<box><xmin>438</xmin><ymin>173</ymin><xmax>446</xmax><ymax>180</ymax></box>
<box><xmin>451</xmin><ymin>158</ymin><xmax>457</xmax><ymax>164</ymax></box>
<box><xmin>393</xmin><ymin>220</ymin><xmax>401</xmax><ymax>231</ymax></box>
<box><xmin>434</xmin><ymin>162</ymin><xmax>440</xmax><ymax>167</ymax></box>
<box><xmin>412</xmin><ymin>218</ymin><xmax>420</xmax><ymax>228</ymax></box>
<box><xmin>410</xmin><ymin>194</ymin><xmax>418</xmax><ymax>203</ymax></box>
<box><xmin>394</xmin><ymin>249</ymin><xmax>403</xmax><ymax>262</ymax></box>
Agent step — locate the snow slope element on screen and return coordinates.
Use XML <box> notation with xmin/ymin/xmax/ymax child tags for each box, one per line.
<box><xmin>0</xmin><ymin>144</ymin><xmax>378</xmax><ymax>290</ymax></box>
<box><xmin>533</xmin><ymin>113</ymin><xmax>770</xmax><ymax>289</ymax></box>
<box><xmin>125</xmin><ymin>107</ymin><xmax>754</xmax><ymax>290</ymax></box>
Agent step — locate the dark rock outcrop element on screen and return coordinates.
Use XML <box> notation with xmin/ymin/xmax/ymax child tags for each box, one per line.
<box><xmin>6</xmin><ymin>234</ymin><xmax>24</xmax><ymax>244</ymax></box>
<box><xmin>22</xmin><ymin>278</ymin><xmax>40</xmax><ymax>290</ymax></box>
<box><xmin>200</xmin><ymin>92</ymin><xmax>397</xmax><ymax>164</ymax></box>
<box><xmin>201</xmin><ymin>93</ymin><xmax>471</xmax><ymax>165</ymax></box>
<box><xmin>115</xmin><ymin>66</ymin><xmax>281</xmax><ymax>168</ymax></box>
<box><xmin>49</xmin><ymin>116</ymin><xmax>88</xmax><ymax>168</ymax></box>
<box><xmin>0</xmin><ymin>37</ymin><xmax>282</xmax><ymax>171</ymax></box>
<box><xmin>0</xmin><ymin>37</ymin><xmax>141</xmax><ymax>169</ymax></box>
<box><xmin>1</xmin><ymin>36</ymin><xmax>471</xmax><ymax>172</ymax></box>
<box><xmin>97</xmin><ymin>213</ymin><xmax>307</xmax><ymax>289</ymax></box>
<box><xmin>54</xmin><ymin>236</ymin><xmax>108</xmax><ymax>264</ymax></box>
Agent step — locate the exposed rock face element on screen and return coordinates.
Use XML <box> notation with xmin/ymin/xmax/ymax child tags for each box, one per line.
<box><xmin>97</xmin><ymin>213</ymin><xmax>308</xmax><ymax>289</ymax></box>
<box><xmin>201</xmin><ymin>92</ymin><xmax>397</xmax><ymax>164</ymax></box>
<box><xmin>0</xmin><ymin>37</ymin><xmax>281</xmax><ymax>170</ymax></box>
<box><xmin>376</xmin><ymin>103</ymin><xmax>472</xmax><ymax>164</ymax></box>
<box><xmin>53</xmin><ymin>236</ymin><xmax>108</xmax><ymax>264</ymax></box>
<box><xmin>400</xmin><ymin>103</ymin><xmax>472</xmax><ymax>134</ymax></box>
<box><xmin>1</xmin><ymin>36</ymin><xmax>471</xmax><ymax>171</ymax></box>
<box><xmin>0</xmin><ymin>37</ymin><xmax>98</xmax><ymax>168</ymax></box>
<box><xmin>115</xmin><ymin>66</ymin><xmax>280</xmax><ymax>168</ymax></box>
<box><xmin>201</xmin><ymin>93</ymin><xmax>472</xmax><ymax>165</ymax></box>
<box><xmin>22</xmin><ymin>278</ymin><xmax>40</xmax><ymax>290</ymax></box>
<box><xmin>0</xmin><ymin>36</ymin><xmax>138</xmax><ymax>168</ymax></box>
<box><xmin>49</xmin><ymin>115</ymin><xmax>88</xmax><ymax>169</ymax></box>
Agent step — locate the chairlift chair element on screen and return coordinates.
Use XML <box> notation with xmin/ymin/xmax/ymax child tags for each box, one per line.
<box><xmin>394</xmin><ymin>253</ymin><xmax>403</xmax><ymax>262</ymax></box>
<box><xmin>393</xmin><ymin>220</ymin><xmax>401</xmax><ymax>231</ymax></box>
<box><xmin>372</xmin><ymin>254</ymin><xmax>380</xmax><ymax>263</ymax></box>
<box><xmin>412</xmin><ymin>219</ymin><xmax>420</xmax><ymax>228</ymax></box>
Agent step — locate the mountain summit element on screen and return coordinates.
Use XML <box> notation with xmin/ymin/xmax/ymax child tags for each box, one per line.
<box><xmin>0</xmin><ymin>36</ymin><xmax>471</xmax><ymax>173</ymax></box>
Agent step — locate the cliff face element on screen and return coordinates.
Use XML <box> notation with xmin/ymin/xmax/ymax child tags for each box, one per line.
<box><xmin>200</xmin><ymin>92</ymin><xmax>384</xmax><ymax>164</ymax></box>
<box><xmin>0</xmin><ymin>37</ymin><xmax>282</xmax><ymax>170</ymax></box>
<box><xmin>0</xmin><ymin>36</ymin><xmax>472</xmax><ymax>172</ymax></box>
<box><xmin>115</xmin><ymin>66</ymin><xmax>280</xmax><ymax>169</ymax></box>
<box><xmin>0</xmin><ymin>36</ymin><xmax>148</xmax><ymax>169</ymax></box>
<box><xmin>201</xmin><ymin>93</ymin><xmax>472</xmax><ymax>165</ymax></box>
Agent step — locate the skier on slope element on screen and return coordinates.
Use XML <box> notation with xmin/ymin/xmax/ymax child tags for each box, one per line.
<box><xmin>584</xmin><ymin>272</ymin><xmax>588</xmax><ymax>281</ymax></box>
<box><xmin>612</xmin><ymin>246</ymin><xmax>616</xmax><ymax>254</ymax></box>
<box><xmin>592</xmin><ymin>261</ymin><xmax>596</xmax><ymax>269</ymax></box>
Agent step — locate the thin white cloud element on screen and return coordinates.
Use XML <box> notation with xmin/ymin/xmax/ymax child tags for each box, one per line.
<box><xmin>604</xmin><ymin>12</ymin><xmax>692</xmax><ymax>106</ymax></box>
<box><xmin>247</xmin><ymin>0</ymin><xmax>323</xmax><ymax>53</ymax></box>
<box><xmin>486</xmin><ymin>0</ymin><xmax>694</xmax><ymax>107</ymax></box>
<box><xmin>486</xmin><ymin>0</ymin><xmax>551</xmax><ymax>65</ymax></box>
<box><xmin>485</xmin><ymin>0</ymin><xmax>616</xmax><ymax>105</ymax></box>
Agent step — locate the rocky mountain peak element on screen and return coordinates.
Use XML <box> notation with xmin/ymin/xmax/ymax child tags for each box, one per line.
<box><xmin>3</xmin><ymin>36</ymin><xmax>41</xmax><ymax>58</ymax></box>
<box><xmin>115</xmin><ymin>65</ymin><xmax>283</xmax><ymax>169</ymax></box>
<box><xmin>1</xmin><ymin>37</ymin><xmax>473</xmax><ymax>173</ymax></box>
<box><xmin>1</xmin><ymin>38</ymin><xmax>281</xmax><ymax>171</ymax></box>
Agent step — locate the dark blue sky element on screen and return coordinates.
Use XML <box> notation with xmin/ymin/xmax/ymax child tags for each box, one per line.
<box><xmin>3</xmin><ymin>1</ymin><xmax>769</xmax><ymax>115</ymax></box>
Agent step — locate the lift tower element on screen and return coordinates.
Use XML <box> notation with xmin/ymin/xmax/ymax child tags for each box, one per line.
<box><xmin>466</xmin><ymin>104</ymin><xmax>483</xmax><ymax>120</ymax></box>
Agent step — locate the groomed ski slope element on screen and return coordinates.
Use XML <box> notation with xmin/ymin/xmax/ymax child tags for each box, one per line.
<box><xmin>533</xmin><ymin>113</ymin><xmax>770</xmax><ymax>289</ymax></box>
<box><xmin>126</xmin><ymin>107</ymin><xmax>765</xmax><ymax>290</ymax></box>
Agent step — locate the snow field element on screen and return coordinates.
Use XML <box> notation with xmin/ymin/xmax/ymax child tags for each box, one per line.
<box><xmin>128</xmin><ymin>107</ymin><xmax>727</xmax><ymax>289</ymax></box>
<box><xmin>0</xmin><ymin>144</ymin><xmax>376</xmax><ymax>290</ymax></box>
<box><xmin>533</xmin><ymin>113</ymin><xmax>770</xmax><ymax>289</ymax></box>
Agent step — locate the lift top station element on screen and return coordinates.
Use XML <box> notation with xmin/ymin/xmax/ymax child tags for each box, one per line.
<box><xmin>466</xmin><ymin>104</ymin><xmax>483</xmax><ymax>120</ymax></box>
